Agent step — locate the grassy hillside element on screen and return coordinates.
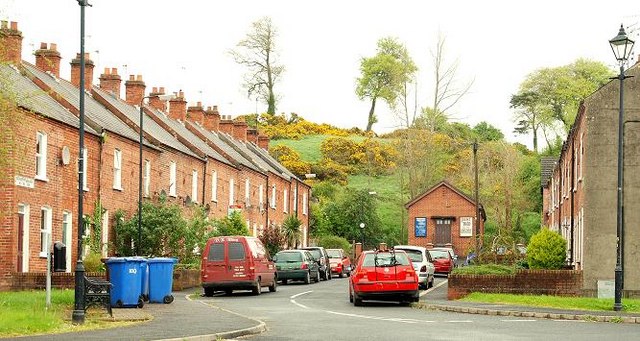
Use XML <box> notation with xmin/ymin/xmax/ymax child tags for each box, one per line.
<box><xmin>271</xmin><ymin>135</ymin><xmax>407</xmax><ymax>244</ymax></box>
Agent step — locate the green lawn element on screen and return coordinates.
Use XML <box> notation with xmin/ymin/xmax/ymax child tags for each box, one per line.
<box><xmin>460</xmin><ymin>293</ymin><xmax>640</xmax><ymax>313</ymax></box>
<box><xmin>270</xmin><ymin>135</ymin><xmax>328</xmax><ymax>162</ymax></box>
<box><xmin>0</xmin><ymin>290</ymin><xmax>131</xmax><ymax>337</ymax></box>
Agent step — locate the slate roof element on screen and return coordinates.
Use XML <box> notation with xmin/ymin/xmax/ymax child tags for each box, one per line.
<box><xmin>218</xmin><ymin>132</ymin><xmax>291</xmax><ymax>181</ymax></box>
<box><xmin>92</xmin><ymin>87</ymin><xmax>199</xmax><ymax>159</ymax></box>
<box><xmin>21</xmin><ymin>62</ymin><xmax>155</xmax><ymax>148</ymax></box>
<box><xmin>540</xmin><ymin>157</ymin><xmax>558</xmax><ymax>187</ymax></box>
<box><xmin>187</xmin><ymin>122</ymin><xmax>264</xmax><ymax>173</ymax></box>
<box><xmin>146</xmin><ymin>108</ymin><xmax>233</xmax><ymax>166</ymax></box>
<box><xmin>246</xmin><ymin>142</ymin><xmax>302</xmax><ymax>182</ymax></box>
<box><xmin>0</xmin><ymin>64</ymin><xmax>98</xmax><ymax>135</ymax></box>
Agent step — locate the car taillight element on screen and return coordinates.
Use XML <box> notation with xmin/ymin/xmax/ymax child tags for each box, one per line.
<box><xmin>420</xmin><ymin>265</ymin><xmax>427</xmax><ymax>272</ymax></box>
<box><xmin>300</xmin><ymin>263</ymin><xmax>308</xmax><ymax>270</ymax></box>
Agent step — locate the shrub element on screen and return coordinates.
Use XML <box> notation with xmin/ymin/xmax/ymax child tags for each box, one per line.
<box><xmin>526</xmin><ymin>228</ymin><xmax>567</xmax><ymax>269</ymax></box>
<box><xmin>452</xmin><ymin>264</ymin><xmax>515</xmax><ymax>275</ymax></box>
<box><xmin>214</xmin><ymin>211</ymin><xmax>249</xmax><ymax>237</ymax></box>
<box><xmin>259</xmin><ymin>223</ymin><xmax>286</xmax><ymax>257</ymax></box>
<box><xmin>318</xmin><ymin>235</ymin><xmax>352</xmax><ymax>255</ymax></box>
<box><xmin>83</xmin><ymin>252</ymin><xmax>105</xmax><ymax>272</ymax></box>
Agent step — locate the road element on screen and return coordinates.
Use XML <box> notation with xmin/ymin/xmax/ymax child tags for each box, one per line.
<box><xmin>197</xmin><ymin>276</ymin><xmax>640</xmax><ymax>341</ymax></box>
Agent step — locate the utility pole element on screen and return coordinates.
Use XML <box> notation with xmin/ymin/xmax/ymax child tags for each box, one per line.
<box><xmin>473</xmin><ymin>141</ymin><xmax>480</xmax><ymax>256</ymax></box>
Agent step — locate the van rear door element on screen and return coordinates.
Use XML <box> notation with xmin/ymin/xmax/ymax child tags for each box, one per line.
<box><xmin>228</xmin><ymin>240</ymin><xmax>251</xmax><ymax>281</ymax></box>
<box><xmin>204</xmin><ymin>239</ymin><xmax>226</xmax><ymax>283</ymax></box>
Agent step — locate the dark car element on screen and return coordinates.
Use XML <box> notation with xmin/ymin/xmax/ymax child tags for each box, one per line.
<box><xmin>300</xmin><ymin>246</ymin><xmax>332</xmax><ymax>280</ymax></box>
<box><xmin>349</xmin><ymin>249</ymin><xmax>419</xmax><ymax>306</ymax></box>
<box><xmin>273</xmin><ymin>250</ymin><xmax>320</xmax><ymax>284</ymax></box>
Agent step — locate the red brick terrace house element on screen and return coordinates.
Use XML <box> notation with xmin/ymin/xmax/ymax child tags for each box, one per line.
<box><xmin>405</xmin><ymin>181</ymin><xmax>485</xmax><ymax>258</ymax></box>
<box><xmin>541</xmin><ymin>58</ymin><xmax>640</xmax><ymax>297</ymax></box>
<box><xmin>0</xmin><ymin>21</ymin><xmax>310</xmax><ymax>289</ymax></box>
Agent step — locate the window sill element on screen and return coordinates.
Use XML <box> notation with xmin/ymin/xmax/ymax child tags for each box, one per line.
<box><xmin>113</xmin><ymin>187</ymin><xmax>123</xmax><ymax>192</ymax></box>
<box><xmin>169</xmin><ymin>194</ymin><xmax>177</xmax><ymax>198</ymax></box>
<box><xmin>35</xmin><ymin>176</ymin><xmax>49</xmax><ymax>182</ymax></box>
<box><xmin>83</xmin><ymin>187</ymin><xmax>89</xmax><ymax>192</ymax></box>
<box><xmin>211</xmin><ymin>199</ymin><xmax>218</xmax><ymax>203</ymax></box>
<box><xmin>39</xmin><ymin>252</ymin><xmax>48</xmax><ymax>258</ymax></box>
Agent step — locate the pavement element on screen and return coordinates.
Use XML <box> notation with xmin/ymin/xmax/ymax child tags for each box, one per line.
<box><xmin>9</xmin><ymin>285</ymin><xmax>640</xmax><ymax>341</ymax></box>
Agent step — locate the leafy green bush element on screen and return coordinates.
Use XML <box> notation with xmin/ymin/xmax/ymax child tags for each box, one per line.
<box><xmin>318</xmin><ymin>235</ymin><xmax>352</xmax><ymax>255</ymax></box>
<box><xmin>453</xmin><ymin>264</ymin><xmax>515</xmax><ymax>275</ymax></box>
<box><xmin>259</xmin><ymin>223</ymin><xmax>286</xmax><ymax>257</ymax></box>
<box><xmin>214</xmin><ymin>211</ymin><xmax>249</xmax><ymax>237</ymax></box>
<box><xmin>83</xmin><ymin>251</ymin><xmax>105</xmax><ymax>272</ymax></box>
<box><xmin>526</xmin><ymin>228</ymin><xmax>567</xmax><ymax>269</ymax></box>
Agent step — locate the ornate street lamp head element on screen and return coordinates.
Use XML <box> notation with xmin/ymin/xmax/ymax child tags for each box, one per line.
<box><xmin>609</xmin><ymin>24</ymin><xmax>635</xmax><ymax>65</ymax></box>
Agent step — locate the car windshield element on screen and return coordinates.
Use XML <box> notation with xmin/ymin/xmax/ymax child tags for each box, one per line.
<box><xmin>274</xmin><ymin>252</ymin><xmax>302</xmax><ymax>263</ymax></box>
<box><xmin>362</xmin><ymin>252</ymin><xmax>410</xmax><ymax>267</ymax></box>
<box><xmin>399</xmin><ymin>249</ymin><xmax>422</xmax><ymax>262</ymax></box>
<box><xmin>429</xmin><ymin>250</ymin><xmax>449</xmax><ymax>259</ymax></box>
<box><xmin>306</xmin><ymin>249</ymin><xmax>322</xmax><ymax>259</ymax></box>
<box><xmin>326</xmin><ymin>250</ymin><xmax>342</xmax><ymax>258</ymax></box>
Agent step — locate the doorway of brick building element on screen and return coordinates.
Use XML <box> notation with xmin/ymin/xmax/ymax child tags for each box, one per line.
<box><xmin>435</xmin><ymin>218</ymin><xmax>452</xmax><ymax>245</ymax></box>
<box><xmin>17</xmin><ymin>204</ymin><xmax>28</xmax><ymax>272</ymax></box>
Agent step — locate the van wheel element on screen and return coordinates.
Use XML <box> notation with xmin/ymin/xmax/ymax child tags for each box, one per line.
<box><xmin>204</xmin><ymin>287</ymin><xmax>214</xmax><ymax>297</ymax></box>
<box><xmin>252</xmin><ymin>280</ymin><xmax>262</xmax><ymax>295</ymax></box>
<box><xmin>269</xmin><ymin>278</ymin><xmax>277</xmax><ymax>292</ymax></box>
<box><xmin>304</xmin><ymin>271</ymin><xmax>311</xmax><ymax>284</ymax></box>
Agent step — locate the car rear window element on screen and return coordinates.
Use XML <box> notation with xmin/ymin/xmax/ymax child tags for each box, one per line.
<box><xmin>228</xmin><ymin>242</ymin><xmax>246</xmax><ymax>260</ymax></box>
<box><xmin>207</xmin><ymin>243</ymin><xmax>224</xmax><ymax>261</ymax></box>
<box><xmin>326</xmin><ymin>250</ymin><xmax>341</xmax><ymax>258</ymax></box>
<box><xmin>307</xmin><ymin>249</ymin><xmax>322</xmax><ymax>259</ymax></box>
<box><xmin>429</xmin><ymin>250</ymin><xmax>449</xmax><ymax>259</ymax></box>
<box><xmin>400</xmin><ymin>249</ymin><xmax>423</xmax><ymax>262</ymax></box>
<box><xmin>275</xmin><ymin>252</ymin><xmax>303</xmax><ymax>262</ymax></box>
<box><xmin>362</xmin><ymin>252</ymin><xmax>410</xmax><ymax>267</ymax></box>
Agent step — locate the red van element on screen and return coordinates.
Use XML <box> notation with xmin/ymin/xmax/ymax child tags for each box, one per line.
<box><xmin>201</xmin><ymin>236</ymin><xmax>277</xmax><ymax>296</ymax></box>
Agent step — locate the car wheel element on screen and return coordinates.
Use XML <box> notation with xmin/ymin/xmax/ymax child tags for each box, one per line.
<box><xmin>354</xmin><ymin>297</ymin><xmax>363</xmax><ymax>306</ymax></box>
<box><xmin>339</xmin><ymin>272</ymin><xmax>343</xmax><ymax>278</ymax></box>
<box><xmin>281</xmin><ymin>279</ymin><xmax>288</xmax><ymax>285</ymax></box>
<box><xmin>304</xmin><ymin>271</ymin><xmax>311</xmax><ymax>284</ymax></box>
<box><xmin>314</xmin><ymin>270</ymin><xmax>320</xmax><ymax>283</ymax></box>
<box><xmin>252</xmin><ymin>280</ymin><xmax>261</xmax><ymax>295</ymax></box>
<box><xmin>203</xmin><ymin>287</ymin><xmax>214</xmax><ymax>297</ymax></box>
<box><xmin>429</xmin><ymin>276</ymin><xmax>435</xmax><ymax>288</ymax></box>
<box><xmin>320</xmin><ymin>268</ymin><xmax>327</xmax><ymax>280</ymax></box>
<box><xmin>349</xmin><ymin>291</ymin><xmax>353</xmax><ymax>303</ymax></box>
<box><xmin>269</xmin><ymin>278</ymin><xmax>277</xmax><ymax>292</ymax></box>
<box><xmin>327</xmin><ymin>269</ymin><xmax>332</xmax><ymax>280</ymax></box>
<box><xmin>224</xmin><ymin>289</ymin><xmax>233</xmax><ymax>295</ymax></box>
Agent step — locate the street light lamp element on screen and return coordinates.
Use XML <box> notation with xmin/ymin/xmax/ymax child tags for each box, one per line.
<box><xmin>359</xmin><ymin>223</ymin><xmax>365</xmax><ymax>248</ymax></box>
<box><xmin>137</xmin><ymin>93</ymin><xmax>174</xmax><ymax>255</ymax></box>
<box><xmin>609</xmin><ymin>23</ymin><xmax>634</xmax><ymax>312</ymax></box>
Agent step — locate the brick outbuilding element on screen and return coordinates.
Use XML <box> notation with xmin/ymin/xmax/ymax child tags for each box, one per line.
<box><xmin>405</xmin><ymin>181</ymin><xmax>485</xmax><ymax>258</ymax></box>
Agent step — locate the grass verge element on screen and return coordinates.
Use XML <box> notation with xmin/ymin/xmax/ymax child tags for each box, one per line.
<box><xmin>0</xmin><ymin>289</ymin><xmax>135</xmax><ymax>337</ymax></box>
<box><xmin>460</xmin><ymin>292</ymin><xmax>640</xmax><ymax>313</ymax></box>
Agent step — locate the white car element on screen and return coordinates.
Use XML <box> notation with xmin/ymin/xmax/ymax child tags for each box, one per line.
<box><xmin>393</xmin><ymin>245</ymin><xmax>435</xmax><ymax>289</ymax></box>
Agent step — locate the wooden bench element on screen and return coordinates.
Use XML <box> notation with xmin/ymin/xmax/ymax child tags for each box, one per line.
<box><xmin>84</xmin><ymin>276</ymin><xmax>112</xmax><ymax>317</ymax></box>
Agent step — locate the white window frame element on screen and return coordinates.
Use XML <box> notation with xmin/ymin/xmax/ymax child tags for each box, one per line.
<box><xmin>62</xmin><ymin>211</ymin><xmax>72</xmax><ymax>272</ymax></box>
<box><xmin>39</xmin><ymin>206</ymin><xmax>52</xmax><ymax>257</ymax></box>
<box><xmin>18</xmin><ymin>204</ymin><xmax>30</xmax><ymax>272</ymax></box>
<box><xmin>113</xmin><ymin>149</ymin><xmax>122</xmax><ymax>190</ymax></box>
<box><xmin>211</xmin><ymin>170</ymin><xmax>218</xmax><ymax>202</ymax></box>
<box><xmin>229</xmin><ymin>178</ymin><xmax>235</xmax><ymax>206</ymax></box>
<box><xmin>294</xmin><ymin>185</ymin><xmax>298</xmax><ymax>213</ymax></box>
<box><xmin>271</xmin><ymin>185</ymin><xmax>276</xmax><ymax>209</ymax></box>
<box><xmin>191</xmin><ymin>169</ymin><xmax>198</xmax><ymax>203</ymax></box>
<box><xmin>144</xmin><ymin>160</ymin><xmax>151</xmax><ymax>197</ymax></box>
<box><xmin>259</xmin><ymin>184</ymin><xmax>264</xmax><ymax>209</ymax></box>
<box><xmin>303</xmin><ymin>193</ymin><xmax>308</xmax><ymax>215</ymax></box>
<box><xmin>283</xmin><ymin>189</ymin><xmax>288</xmax><ymax>213</ymax></box>
<box><xmin>101</xmin><ymin>210</ymin><xmax>109</xmax><ymax>258</ymax></box>
<box><xmin>169</xmin><ymin>161</ymin><xmax>177</xmax><ymax>197</ymax></box>
<box><xmin>579</xmin><ymin>132</ymin><xmax>583</xmax><ymax>181</ymax></box>
<box><xmin>245</xmin><ymin>178</ymin><xmax>251</xmax><ymax>206</ymax></box>
<box><xmin>82</xmin><ymin>148</ymin><xmax>88</xmax><ymax>191</ymax></box>
<box><xmin>35</xmin><ymin>131</ymin><xmax>48</xmax><ymax>180</ymax></box>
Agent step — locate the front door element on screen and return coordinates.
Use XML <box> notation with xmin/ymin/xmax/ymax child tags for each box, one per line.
<box><xmin>17</xmin><ymin>213</ymin><xmax>24</xmax><ymax>272</ymax></box>
<box><xmin>435</xmin><ymin>219</ymin><xmax>452</xmax><ymax>245</ymax></box>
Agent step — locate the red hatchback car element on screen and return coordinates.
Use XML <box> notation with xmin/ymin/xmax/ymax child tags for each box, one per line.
<box><xmin>428</xmin><ymin>249</ymin><xmax>454</xmax><ymax>275</ymax></box>
<box><xmin>349</xmin><ymin>250</ymin><xmax>419</xmax><ymax>306</ymax></box>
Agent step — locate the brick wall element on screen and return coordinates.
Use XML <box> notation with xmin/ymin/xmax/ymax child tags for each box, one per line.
<box><xmin>172</xmin><ymin>268</ymin><xmax>200</xmax><ymax>291</ymax></box>
<box><xmin>447</xmin><ymin>270</ymin><xmax>583</xmax><ymax>300</ymax></box>
<box><xmin>10</xmin><ymin>272</ymin><xmax>106</xmax><ymax>290</ymax></box>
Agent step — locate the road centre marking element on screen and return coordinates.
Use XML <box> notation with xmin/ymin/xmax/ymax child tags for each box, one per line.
<box><xmin>290</xmin><ymin>291</ymin><xmax>313</xmax><ymax>299</ymax></box>
<box><xmin>501</xmin><ymin>319</ymin><xmax>537</xmax><ymax>322</ymax></box>
<box><xmin>290</xmin><ymin>300</ymin><xmax>309</xmax><ymax>309</ymax></box>
<box><xmin>420</xmin><ymin>279</ymin><xmax>448</xmax><ymax>297</ymax></box>
<box><xmin>327</xmin><ymin>310</ymin><xmax>433</xmax><ymax>324</ymax></box>
<box><xmin>290</xmin><ymin>290</ymin><xmax>313</xmax><ymax>309</ymax></box>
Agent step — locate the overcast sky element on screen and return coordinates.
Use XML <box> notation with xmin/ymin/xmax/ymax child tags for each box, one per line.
<box><xmin>2</xmin><ymin>1</ymin><xmax>639</xmax><ymax>148</ymax></box>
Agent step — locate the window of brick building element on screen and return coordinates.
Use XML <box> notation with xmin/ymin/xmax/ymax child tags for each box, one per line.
<box><xmin>144</xmin><ymin>160</ymin><xmax>151</xmax><ymax>197</ymax></box>
<box><xmin>35</xmin><ymin>132</ymin><xmax>48</xmax><ymax>180</ymax></box>
<box><xmin>283</xmin><ymin>189</ymin><xmax>288</xmax><ymax>213</ymax></box>
<box><xmin>303</xmin><ymin>193</ymin><xmax>308</xmax><ymax>215</ymax></box>
<box><xmin>229</xmin><ymin>178</ymin><xmax>235</xmax><ymax>206</ymax></box>
<box><xmin>211</xmin><ymin>170</ymin><xmax>218</xmax><ymax>202</ymax></box>
<box><xmin>192</xmin><ymin>169</ymin><xmax>198</xmax><ymax>203</ymax></box>
<box><xmin>259</xmin><ymin>184</ymin><xmax>264</xmax><ymax>209</ymax></box>
<box><xmin>271</xmin><ymin>185</ymin><xmax>276</xmax><ymax>209</ymax></box>
<box><xmin>169</xmin><ymin>161</ymin><xmax>177</xmax><ymax>197</ymax></box>
<box><xmin>245</xmin><ymin>178</ymin><xmax>250</xmax><ymax>206</ymax></box>
<box><xmin>39</xmin><ymin>207</ymin><xmax>52</xmax><ymax>257</ymax></box>
<box><xmin>113</xmin><ymin>149</ymin><xmax>122</xmax><ymax>190</ymax></box>
<box><xmin>82</xmin><ymin>148</ymin><xmax>88</xmax><ymax>191</ymax></box>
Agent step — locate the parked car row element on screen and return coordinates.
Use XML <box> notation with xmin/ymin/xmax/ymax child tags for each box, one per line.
<box><xmin>200</xmin><ymin>236</ymin><xmax>352</xmax><ymax>296</ymax></box>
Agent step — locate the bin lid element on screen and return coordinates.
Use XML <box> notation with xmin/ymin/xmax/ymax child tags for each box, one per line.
<box><xmin>147</xmin><ymin>257</ymin><xmax>178</xmax><ymax>264</ymax></box>
<box><xmin>105</xmin><ymin>257</ymin><xmax>147</xmax><ymax>264</ymax></box>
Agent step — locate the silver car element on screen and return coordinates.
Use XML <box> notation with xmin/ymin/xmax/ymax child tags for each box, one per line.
<box><xmin>393</xmin><ymin>245</ymin><xmax>435</xmax><ymax>289</ymax></box>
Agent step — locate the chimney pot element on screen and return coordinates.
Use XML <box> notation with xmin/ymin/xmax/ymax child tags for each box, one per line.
<box><xmin>50</xmin><ymin>43</ymin><xmax>57</xmax><ymax>51</ymax></box>
<box><xmin>136</xmin><ymin>74</ymin><xmax>143</xmax><ymax>81</ymax></box>
<box><xmin>129</xmin><ymin>75</ymin><xmax>135</xmax><ymax>81</ymax></box>
<box><xmin>152</xmin><ymin>86</ymin><xmax>158</xmax><ymax>93</ymax></box>
<box><xmin>1</xmin><ymin>21</ymin><xmax>7</xmax><ymax>29</ymax></box>
<box><xmin>159</xmin><ymin>86</ymin><xmax>165</xmax><ymax>93</ymax></box>
<box><xmin>39</xmin><ymin>42</ymin><xmax>47</xmax><ymax>49</ymax></box>
<box><xmin>10</xmin><ymin>21</ymin><xmax>18</xmax><ymax>30</ymax></box>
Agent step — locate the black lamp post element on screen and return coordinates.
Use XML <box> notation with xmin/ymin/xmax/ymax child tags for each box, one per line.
<box><xmin>72</xmin><ymin>0</ymin><xmax>90</xmax><ymax>325</ymax></box>
<box><xmin>609</xmin><ymin>24</ymin><xmax>634</xmax><ymax>312</ymax></box>
<box><xmin>359</xmin><ymin>222</ymin><xmax>365</xmax><ymax>249</ymax></box>
<box><xmin>138</xmin><ymin>94</ymin><xmax>174</xmax><ymax>255</ymax></box>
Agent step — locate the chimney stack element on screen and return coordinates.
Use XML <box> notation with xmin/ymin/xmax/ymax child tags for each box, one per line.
<box><xmin>148</xmin><ymin>87</ymin><xmax>168</xmax><ymax>111</ymax></box>
<box><xmin>218</xmin><ymin>115</ymin><xmax>233</xmax><ymax>135</ymax></box>
<box><xmin>35</xmin><ymin>43</ymin><xmax>61</xmax><ymax>77</ymax></box>
<box><xmin>247</xmin><ymin>128</ymin><xmax>259</xmax><ymax>144</ymax></box>
<box><xmin>70</xmin><ymin>53</ymin><xmax>95</xmax><ymax>91</ymax></box>
<box><xmin>168</xmin><ymin>91</ymin><xmax>187</xmax><ymax>121</ymax></box>
<box><xmin>99</xmin><ymin>67</ymin><xmax>122</xmax><ymax>98</ymax></box>
<box><xmin>203</xmin><ymin>105</ymin><xmax>220</xmax><ymax>132</ymax></box>
<box><xmin>232</xmin><ymin>119</ymin><xmax>248</xmax><ymax>141</ymax></box>
<box><xmin>125</xmin><ymin>75</ymin><xmax>146</xmax><ymax>105</ymax></box>
<box><xmin>0</xmin><ymin>21</ymin><xmax>23</xmax><ymax>65</ymax></box>
<box><xmin>187</xmin><ymin>101</ymin><xmax>205</xmax><ymax>125</ymax></box>
<box><xmin>257</xmin><ymin>134</ymin><xmax>270</xmax><ymax>150</ymax></box>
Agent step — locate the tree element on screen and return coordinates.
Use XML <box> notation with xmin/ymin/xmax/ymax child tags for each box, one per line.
<box><xmin>230</xmin><ymin>17</ymin><xmax>284</xmax><ymax>115</ymax></box>
<box><xmin>511</xmin><ymin>58</ymin><xmax>612</xmax><ymax>151</ymax></box>
<box><xmin>526</xmin><ymin>228</ymin><xmax>567</xmax><ymax>269</ymax></box>
<box><xmin>472</xmin><ymin>121</ymin><xmax>504</xmax><ymax>142</ymax></box>
<box><xmin>259</xmin><ymin>223</ymin><xmax>286</xmax><ymax>256</ymax></box>
<box><xmin>282</xmin><ymin>214</ymin><xmax>302</xmax><ymax>248</ymax></box>
<box><xmin>356</xmin><ymin>37</ymin><xmax>417</xmax><ymax>131</ymax></box>
<box><xmin>215</xmin><ymin>211</ymin><xmax>249</xmax><ymax>236</ymax></box>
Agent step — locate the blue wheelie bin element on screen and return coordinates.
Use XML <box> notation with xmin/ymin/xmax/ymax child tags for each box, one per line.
<box><xmin>130</xmin><ymin>256</ymin><xmax>149</xmax><ymax>302</ymax></box>
<box><xmin>147</xmin><ymin>257</ymin><xmax>177</xmax><ymax>304</ymax></box>
<box><xmin>105</xmin><ymin>257</ymin><xmax>146</xmax><ymax>308</ymax></box>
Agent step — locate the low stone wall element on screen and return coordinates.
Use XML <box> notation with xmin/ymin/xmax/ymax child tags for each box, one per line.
<box><xmin>11</xmin><ymin>272</ymin><xmax>106</xmax><ymax>290</ymax></box>
<box><xmin>172</xmin><ymin>269</ymin><xmax>200</xmax><ymax>291</ymax></box>
<box><xmin>448</xmin><ymin>270</ymin><xmax>583</xmax><ymax>300</ymax></box>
